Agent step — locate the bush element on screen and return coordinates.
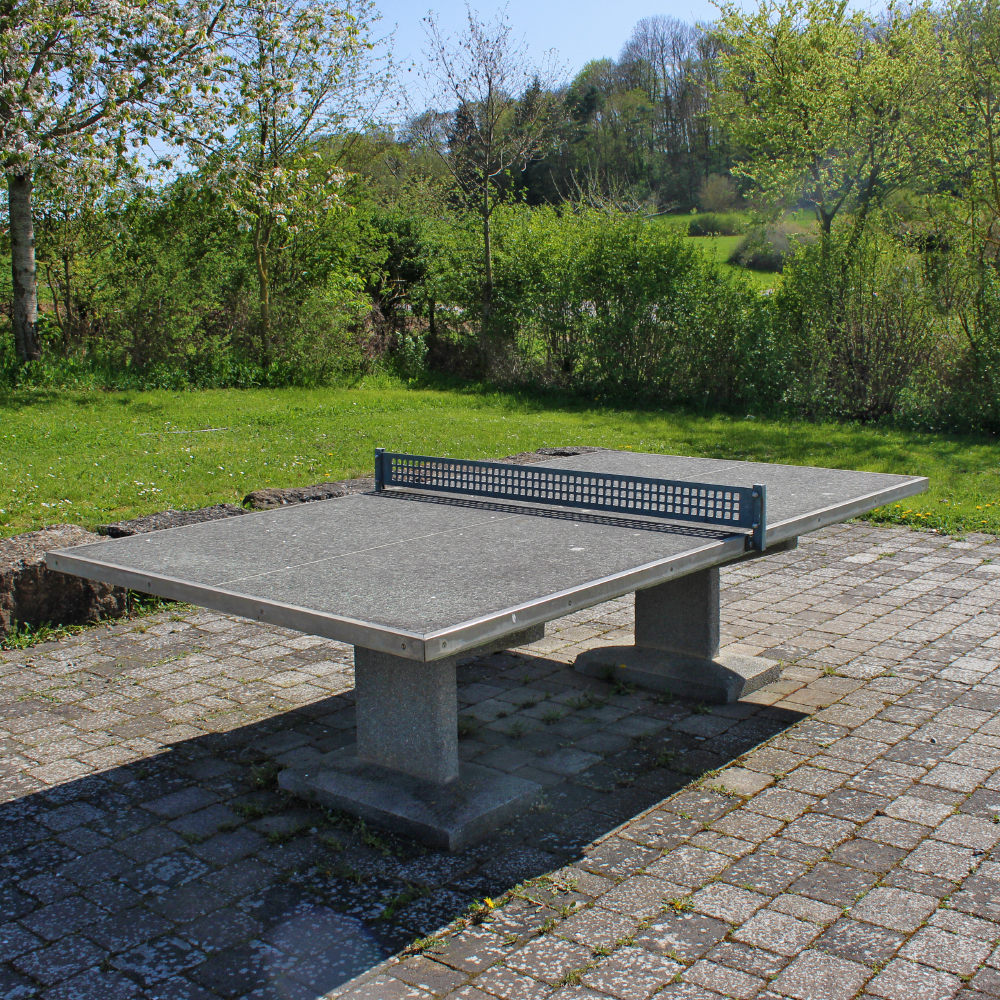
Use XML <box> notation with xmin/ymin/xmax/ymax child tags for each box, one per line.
<box><xmin>687</xmin><ymin>213</ymin><xmax>744</xmax><ymax>237</ymax></box>
<box><xmin>900</xmin><ymin>262</ymin><xmax>1000</xmax><ymax>434</ymax></box>
<box><xmin>426</xmin><ymin>205</ymin><xmax>782</xmax><ymax>410</ymax></box>
<box><xmin>8</xmin><ymin>174</ymin><xmax>999</xmax><ymax>437</ymax></box>
<box><xmin>954</xmin><ymin>265</ymin><xmax>1000</xmax><ymax>430</ymax></box>
<box><xmin>0</xmin><ymin>181</ymin><xmax>397</xmax><ymax>390</ymax></box>
<box><xmin>776</xmin><ymin>232</ymin><xmax>938</xmax><ymax>421</ymax></box>
<box><xmin>699</xmin><ymin>174</ymin><xmax>739</xmax><ymax>213</ymax></box>
<box><xmin>728</xmin><ymin>223</ymin><xmax>814</xmax><ymax>272</ymax></box>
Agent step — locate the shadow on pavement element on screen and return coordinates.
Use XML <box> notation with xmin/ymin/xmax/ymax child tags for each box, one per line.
<box><xmin>0</xmin><ymin>651</ymin><xmax>804</xmax><ymax>999</ymax></box>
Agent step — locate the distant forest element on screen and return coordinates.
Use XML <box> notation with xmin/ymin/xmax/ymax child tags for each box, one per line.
<box><xmin>466</xmin><ymin>16</ymin><xmax>729</xmax><ymax>212</ymax></box>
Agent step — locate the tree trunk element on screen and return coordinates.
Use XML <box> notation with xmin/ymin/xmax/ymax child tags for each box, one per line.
<box><xmin>9</xmin><ymin>172</ymin><xmax>41</xmax><ymax>362</ymax></box>
<box><xmin>63</xmin><ymin>252</ymin><xmax>74</xmax><ymax>355</ymax></box>
<box><xmin>482</xmin><ymin>183</ymin><xmax>493</xmax><ymax>322</ymax></box>
<box><xmin>252</xmin><ymin>218</ymin><xmax>270</xmax><ymax>340</ymax></box>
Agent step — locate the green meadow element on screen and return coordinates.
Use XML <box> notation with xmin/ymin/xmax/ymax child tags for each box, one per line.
<box><xmin>2</xmin><ymin>382</ymin><xmax>997</xmax><ymax>539</ymax></box>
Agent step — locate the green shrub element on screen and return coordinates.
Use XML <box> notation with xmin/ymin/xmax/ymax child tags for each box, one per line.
<box><xmin>0</xmin><ymin>181</ymin><xmax>395</xmax><ymax>391</ymax></box>
<box><xmin>728</xmin><ymin>223</ymin><xmax>815</xmax><ymax>272</ymax></box>
<box><xmin>776</xmin><ymin>231</ymin><xmax>939</xmax><ymax>421</ymax></box>
<box><xmin>687</xmin><ymin>213</ymin><xmax>744</xmax><ymax>237</ymax></box>
<box><xmin>7</xmin><ymin>174</ymin><xmax>998</xmax><ymax>437</ymax></box>
<box><xmin>699</xmin><ymin>174</ymin><xmax>739</xmax><ymax>213</ymax></box>
<box><xmin>428</xmin><ymin>205</ymin><xmax>782</xmax><ymax>410</ymax></box>
<box><xmin>900</xmin><ymin>262</ymin><xmax>1000</xmax><ymax>434</ymax></box>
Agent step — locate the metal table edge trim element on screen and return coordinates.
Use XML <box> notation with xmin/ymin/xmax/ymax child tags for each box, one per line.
<box><xmin>420</xmin><ymin>535</ymin><xmax>748</xmax><ymax>660</ymax></box>
<box><xmin>44</xmin><ymin>474</ymin><xmax>929</xmax><ymax>664</ymax></box>
<box><xmin>764</xmin><ymin>476</ymin><xmax>928</xmax><ymax>545</ymax></box>
<box><xmin>44</xmin><ymin>549</ymin><xmax>428</xmax><ymax>659</ymax></box>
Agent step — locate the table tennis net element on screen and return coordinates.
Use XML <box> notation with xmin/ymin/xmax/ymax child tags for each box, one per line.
<box><xmin>375</xmin><ymin>451</ymin><xmax>766</xmax><ymax>546</ymax></box>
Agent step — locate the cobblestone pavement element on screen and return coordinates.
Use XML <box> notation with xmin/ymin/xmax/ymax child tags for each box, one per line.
<box><xmin>4</xmin><ymin>523</ymin><xmax>1000</xmax><ymax>999</ymax></box>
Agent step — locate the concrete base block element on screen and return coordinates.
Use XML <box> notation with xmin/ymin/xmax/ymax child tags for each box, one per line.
<box><xmin>574</xmin><ymin>645</ymin><xmax>780</xmax><ymax>704</ymax></box>
<box><xmin>278</xmin><ymin>754</ymin><xmax>542</xmax><ymax>851</ymax></box>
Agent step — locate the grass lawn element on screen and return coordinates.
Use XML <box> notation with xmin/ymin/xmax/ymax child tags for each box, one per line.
<box><xmin>650</xmin><ymin>214</ymin><xmax>780</xmax><ymax>290</ymax></box>
<box><xmin>1</xmin><ymin>381</ymin><xmax>998</xmax><ymax>539</ymax></box>
<box><xmin>686</xmin><ymin>235</ymin><xmax>781</xmax><ymax>291</ymax></box>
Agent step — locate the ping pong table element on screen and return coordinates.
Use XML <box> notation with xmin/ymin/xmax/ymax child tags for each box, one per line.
<box><xmin>46</xmin><ymin>449</ymin><xmax>926</xmax><ymax>848</ymax></box>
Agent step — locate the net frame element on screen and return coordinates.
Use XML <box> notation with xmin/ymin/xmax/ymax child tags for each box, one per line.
<box><xmin>374</xmin><ymin>450</ymin><xmax>767</xmax><ymax>550</ymax></box>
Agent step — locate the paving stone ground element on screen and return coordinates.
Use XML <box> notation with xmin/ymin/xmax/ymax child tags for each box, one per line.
<box><xmin>3</xmin><ymin>522</ymin><xmax>1000</xmax><ymax>998</ymax></box>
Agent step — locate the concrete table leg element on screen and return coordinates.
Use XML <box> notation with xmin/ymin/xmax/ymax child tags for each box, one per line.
<box><xmin>279</xmin><ymin>627</ymin><xmax>544</xmax><ymax>850</ymax></box>
<box><xmin>574</xmin><ymin>549</ymin><xmax>789</xmax><ymax>703</ymax></box>
<box><xmin>354</xmin><ymin>650</ymin><xmax>460</xmax><ymax>784</ymax></box>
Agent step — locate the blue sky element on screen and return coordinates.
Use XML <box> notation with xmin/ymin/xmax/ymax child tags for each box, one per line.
<box><xmin>377</xmin><ymin>0</ymin><xmax>720</xmax><ymax>82</ymax></box>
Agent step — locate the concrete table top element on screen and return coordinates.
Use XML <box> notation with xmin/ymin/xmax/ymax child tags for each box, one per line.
<box><xmin>46</xmin><ymin>452</ymin><xmax>926</xmax><ymax>662</ymax></box>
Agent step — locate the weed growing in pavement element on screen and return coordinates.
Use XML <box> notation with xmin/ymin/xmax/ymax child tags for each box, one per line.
<box><xmin>320</xmin><ymin>807</ymin><xmax>397</xmax><ymax>856</ymax></box>
<box><xmin>457</xmin><ymin>715</ymin><xmax>480</xmax><ymax>739</ymax></box>
<box><xmin>324</xmin><ymin>861</ymin><xmax>365</xmax><ymax>884</ymax></box>
<box><xmin>556</xmin><ymin>966</ymin><xmax>595</xmax><ymax>986</ymax></box>
<box><xmin>465</xmin><ymin>897</ymin><xmax>498</xmax><ymax>925</ymax></box>
<box><xmin>380</xmin><ymin>884</ymin><xmax>431</xmax><ymax>921</ymax></box>
<box><xmin>357</xmin><ymin>822</ymin><xmax>393</xmax><ymax>855</ymax></box>
<box><xmin>600</xmin><ymin>666</ymin><xmax>637</xmax><ymax>696</ymax></box>
<box><xmin>1</xmin><ymin>620</ymin><xmax>85</xmax><ymax>649</ymax></box>
<box><xmin>565</xmin><ymin>691</ymin><xmax>607</xmax><ymax>711</ymax></box>
<box><xmin>231</xmin><ymin>798</ymin><xmax>282</xmax><ymax>820</ymax></box>
<box><xmin>406</xmin><ymin>935</ymin><xmax>446</xmax><ymax>955</ymax></box>
<box><xmin>268</xmin><ymin>827</ymin><xmax>305</xmax><ymax>846</ymax></box>
<box><xmin>0</xmin><ymin>592</ymin><xmax>189</xmax><ymax>651</ymax></box>
<box><xmin>250</xmin><ymin>762</ymin><xmax>282</xmax><ymax>790</ymax></box>
<box><xmin>125</xmin><ymin>590</ymin><xmax>174</xmax><ymax>617</ymax></box>
<box><xmin>664</xmin><ymin>896</ymin><xmax>694</xmax><ymax>912</ymax></box>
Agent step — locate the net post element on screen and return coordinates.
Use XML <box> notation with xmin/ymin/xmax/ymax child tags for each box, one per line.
<box><xmin>751</xmin><ymin>484</ymin><xmax>767</xmax><ymax>551</ymax></box>
<box><xmin>374</xmin><ymin>448</ymin><xmax>386</xmax><ymax>492</ymax></box>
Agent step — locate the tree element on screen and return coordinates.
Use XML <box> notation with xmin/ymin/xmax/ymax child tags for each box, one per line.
<box><xmin>196</xmin><ymin>0</ymin><xmax>390</xmax><ymax>342</ymax></box>
<box><xmin>1</xmin><ymin>0</ymin><xmax>223</xmax><ymax>361</ymax></box>
<box><xmin>525</xmin><ymin>23</ymin><xmax>727</xmax><ymax>212</ymax></box>
<box><xmin>32</xmin><ymin>165</ymin><xmax>128</xmax><ymax>355</ymax></box>
<box><xmin>699</xmin><ymin>173</ymin><xmax>737</xmax><ymax>211</ymax></box>
<box><xmin>620</xmin><ymin>17</ymin><xmax>723</xmax><ymax>202</ymax></box>
<box><xmin>949</xmin><ymin>0</ymin><xmax>1000</xmax><ymax>264</ymax></box>
<box><xmin>712</xmin><ymin>0</ymin><xmax>942</xmax><ymax>242</ymax></box>
<box><xmin>417</xmin><ymin>7</ymin><xmax>563</xmax><ymax>320</ymax></box>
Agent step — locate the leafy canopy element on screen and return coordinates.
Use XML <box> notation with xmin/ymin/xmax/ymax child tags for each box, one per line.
<box><xmin>712</xmin><ymin>0</ymin><xmax>942</xmax><ymax>235</ymax></box>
